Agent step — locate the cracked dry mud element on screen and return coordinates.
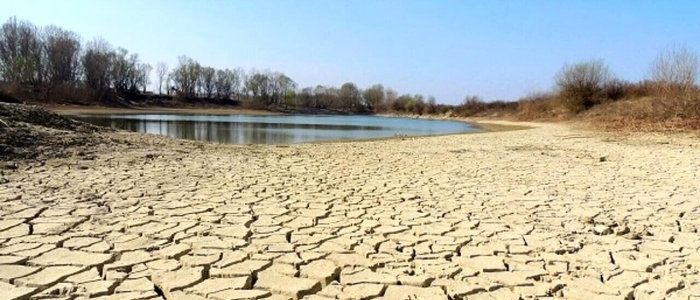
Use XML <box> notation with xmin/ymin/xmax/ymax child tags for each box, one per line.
<box><xmin>1</xmin><ymin>122</ymin><xmax>699</xmax><ymax>300</ymax></box>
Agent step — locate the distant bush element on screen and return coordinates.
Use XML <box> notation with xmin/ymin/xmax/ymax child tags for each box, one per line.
<box><xmin>452</xmin><ymin>96</ymin><xmax>518</xmax><ymax>117</ymax></box>
<box><xmin>650</xmin><ymin>45</ymin><xmax>699</xmax><ymax>97</ymax></box>
<box><xmin>411</xmin><ymin>100</ymin><xmax>425</xmax><ymax>115</ymax></box>
<box><xmin>601</xmin><ymin>79</ymin><xmax>630</xmax><ymax>101</ymax></box>
<box><xmin>240</xmin><ymin>99</ymin><xmax>268</xmax><ymax>110</ymax></box>
<box><xmin>624</xmin><ymin>80</ymin><xmax>655</xmax><ymax>99</ymax></box>
<box><xmin>646</xmin><ymin>46</ymin><xmax>700</xmax><ymax>120</ymax></box>
<box><xmin>555</xmin><ymin>60</ymin><xmax>612</xmax><ymax>113</ymax></box>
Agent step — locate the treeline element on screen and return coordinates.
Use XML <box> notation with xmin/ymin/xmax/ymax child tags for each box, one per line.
<box><xmin>0</xmin><ymin>16</ymin><xmax>152</xmax><ymax>104</ymax></box>
<box><xmin>0</xmin><ymin>16</ymin><xmax>450</xmax><ymax>114</ymax></box>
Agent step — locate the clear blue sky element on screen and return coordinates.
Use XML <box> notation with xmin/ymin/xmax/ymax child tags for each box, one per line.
<box><xmin>3</xmin><ymin>0</ymin><xmax>699</xmax><ymax>104</ymax></box>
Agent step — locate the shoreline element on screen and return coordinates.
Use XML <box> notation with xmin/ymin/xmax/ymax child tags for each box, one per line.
<box><xmin>41</xmin><ymin>104</ymin><xmax>537</xmax><ymax>146</ymax></box>
<box><xmin>47</xmin><ymin>104</ymin><xmax>533</xmax><ymax>134</ymax></box>
<box><xmin>375</xmin><ymin>113</ymin><xmax>534</xmax><ymax>133</ymax></box>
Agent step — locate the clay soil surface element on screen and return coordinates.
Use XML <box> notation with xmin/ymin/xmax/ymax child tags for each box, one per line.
<box><xmin>1</xmin><ymin>103</ymin><xmax>700</xmax><ymax>299</ymax></box>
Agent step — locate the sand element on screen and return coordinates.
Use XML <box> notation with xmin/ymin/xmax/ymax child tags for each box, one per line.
<box><xmin>1</xmin><ymin>121</ymin><xmax>700</xmax><ymax>299</ymax></box>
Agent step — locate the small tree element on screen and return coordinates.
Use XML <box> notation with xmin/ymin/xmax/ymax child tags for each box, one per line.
<box><xmin>362</xmin><ymin>84</ymin><xmax>384</xmax><ymax>111</ymax></box>
<box><xmin>137</xmin><ymin>63</ymin><xmax>152</xmax><ymax>93</ymax></box>
<box><xmin>339</xmin><ymin>82</ymin><xmax>361</xmax><ymax>110</ymax></box>
<box><xmin>155</xmin><ymin>62</ymin><xmax>168</xmax><ymax>95</ymax></box>
<box><xmin>650</xmin><ymin>45</ymin><xmax>698</xmax><ymax>96</ymax></box>
<box><xmin>214</xmin><ymin>69</ymin><xmax>233</xmax><ymax>100</ymax></box>
<box><xmin>200</xmin><ymin>67</ymin><xmax>216</xmax><ymax>98</ymax></box>
<box><xmin>171</xmin><ymin>56</ymin><xmax>200</xmax><ymax>98</ymax></box>
<box><xmin>425</xmin><ymin>95</ymin><xmax>437</xmax><ymax>114</ymax></box>
<box><xmin>555</xmin><ymin>59</ymin><xmax>612</xmax><ymax>112</ymax></box>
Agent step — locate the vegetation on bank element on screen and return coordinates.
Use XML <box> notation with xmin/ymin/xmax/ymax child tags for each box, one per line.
<box><xmin>0</xmin><ymin>16</ymin><xmax>437</xmax><ymax>114</ymax></box>
<box><xmin>0</xmin><ymin>16</ymin><xmax>698</xmax><ymax>131</ymax></box>
<box><xmin>382</xmin><ymin>47</ymin><xmax>699</xmax><ymax>132</ymax></box>
<box><xmin>482</xmin><ymin>48</ymin><xmax>700</xmax><ymax>131</ymax></box>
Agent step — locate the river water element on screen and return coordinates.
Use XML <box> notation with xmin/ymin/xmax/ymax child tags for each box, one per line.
<box><xmin>71</xmin><ymin>114</ymin><xmax>481</xmax><ymax>144</ymax></box>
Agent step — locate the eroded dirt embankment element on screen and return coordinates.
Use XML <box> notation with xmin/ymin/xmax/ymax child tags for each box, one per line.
<box><xmin>0</xmin><ymin>103</ymin><xmax>115</xmax><ymax>161</ymax></box>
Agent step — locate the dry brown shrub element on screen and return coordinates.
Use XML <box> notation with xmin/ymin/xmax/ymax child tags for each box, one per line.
<box><xmin>515</xmin><ymin>91</ymin><xmax>563</xmax><ymax>120</ymax></box>
<box><xmin>452</xmin><ymin>96</ymin><xmax>518</xmax><ymax>117</ymax></box>
<box><xmin>240</xmin><ymin>99</ymin><xmax>268</xmax><ymax>110</ymax></box>
<box><xmin>650</xmin><ymin>45</ymin><xmax>698</xmax><ymax>96</ymax></box>
<box><xmin>583</xmin><ymin>93</ymin><xmax>700</xmax><ymax>132</ymax></box>
<box><xmin>555</xmin><ymin>60</ymin><xmax>612</xmax><ymax>113</ymax></box>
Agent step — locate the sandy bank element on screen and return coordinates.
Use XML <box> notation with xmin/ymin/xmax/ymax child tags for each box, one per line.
<box><xmin>1</xmin><ymin>115</ymin><xmax>699</xmax><ymax>299</ymax></box>
<box><xmin>376</xmin><ymin>113</ymin><xmax>534</xmax><ymax>133</ymax></box>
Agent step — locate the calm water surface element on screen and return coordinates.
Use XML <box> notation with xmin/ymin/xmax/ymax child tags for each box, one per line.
<box><xmin>71</xmin><ymin>114</ymin><xmax>481</xmax><ymax>144</ymax></box>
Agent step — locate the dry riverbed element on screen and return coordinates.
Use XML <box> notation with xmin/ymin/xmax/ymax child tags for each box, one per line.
<box><xmin>1</xmin><ymin>107</ymin><xmax>700</xmax><ymax>299</ymax></box>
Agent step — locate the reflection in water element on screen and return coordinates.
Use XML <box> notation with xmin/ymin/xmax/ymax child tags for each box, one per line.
<box><xmin>72</xmin><ymin>114</ymin><xmax>480</xmax><ymax>144</ymax></box>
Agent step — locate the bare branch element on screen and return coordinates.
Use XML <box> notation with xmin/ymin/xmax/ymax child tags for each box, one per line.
<box><xmin>650</xmin><ymin>45</ymin><xmax>699</xmax><ymax>95</ymax></box>
<box><xmin>555</xmin><ymin>59</ymin><xmax>612</xmax><ymax>112</ymax></box>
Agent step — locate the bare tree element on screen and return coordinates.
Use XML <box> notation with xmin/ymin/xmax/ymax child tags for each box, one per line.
<box><xmin>555</xmin><ymin>59</ymin><xmax>612</xmax><ymax>112</ymax></box>
<box><xmin>312</xmin><ymin>85</ymin><xmax>340</xmax><ymax>109</ymax></box>
<box><xmin>81</xmin><ymin>38</ymin><xmax>113</xmax><ymax>94</ymax></box>
<box><xmin>313</xmin><ymin>85</ymin><xmax>326</xmax><ymax>108</ymax></box>
<box><xmin>171</xmin><ymin>56</ymin><xmax>200</xmax><ymax>98</ymax></box>
<box><xmin>231</xmin><ymin>68</ymin><xmax>242</xmax><ymax>99</ymax></box>
<box><xmin>339</xmin><ymin>82</ymin><xmax>361</xmax><ymax>110</ymax></box>
<box><xmin>0</xmin><ymin>17</ymin><xmax>43</xmax><ymax>86</ymax></box>
<box><xmin>297</xmin><ymin>86</ymin><xmax>314</xmax><ymax>107</ymax></box>
<box><xmin>275</xmin><ymin>73</ymin><xmax>296</xmax><ymax>106</ymax></box>
<box><xmin>650</xmin><ymin>45</ymin><xmax>699</xmax><ymax>95</ymax></box>
<box><xmin>385</xmin><ymin>88</ymin><xmax>398</xmax><ymax>106</ymax></box>
<box><xmin>426</xmin><ymin>95</ymin><xmax>437</xmax><ymax>114</ymax></box>
<box><xmin>200</xmin><ymin>67</ymin><xmax>216</xmax><ymax>98</ymax></box>
<box><xmin>245</xmin><ymin>70</ymin><xmax>269</xmax><ymax>103</ymax></box>
<box><xmin>362</xmin><ymin>84</ymin><xmax>384</xmax><ymax>110</ymax></box>
<box><xmin>111</xmin><ymin>48</ymin><xmax>140</xmax><ymax>92</ymax></box>
<box><xmin>155</xmin><ymin>61</ymin><xmax>168</xmax><ymax>95</ymax></box>
<box><xmin>0</xmin><ymin>16</ymin><xmax>19</xmax><ymax>81</ymax></box>
<box><xmin>266</xmin><ymin>71</ymin><xmax>282</xmax><ymax>105</ymax></box>
<box><xmin>44</xmin><ymin>25</ymin><xmax>81</xmax><ymax>84</ymax></box>
<box><xmin>394</xmin><ymin>94</ymin><xmax>414</xmax><ymax>112</ymax></box>
<box><xmin>165</xmin><ymin>73</ymin><xmax>173</xmax><ymax>95</ymax></box>
<box><xmin>214</xmin><ymin>68</ymin><xmax>233</xmax><ymax>99</ymax></box>
<box><xmin>137</xmin><ymin>63</ymin><xmax>151</xmax><ymax>93</ymax></box>
<box><xmin>18</xmin><ymin>20</ymin><xmax>43</xmax><ymax>87</ymax></box>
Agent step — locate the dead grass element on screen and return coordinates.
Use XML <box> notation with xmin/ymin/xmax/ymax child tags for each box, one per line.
<box><xmin>514</xmin><ymin>92</ymin><xmax>569</xmax><ymax>121</ymax></box>
<box><xmin>581</xmin><ymin>93</ymin><xmax>700</xmax><ymax>132</ymax></box>
<box><xmin>451</xmin><ymin>99</ymin><xmax>519</xmax><ymax>118</ymax></box>
<box><xmin>459</xmin><ymin>82</ymin><xmax>700</xmax><ymax>133</ymax></box>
